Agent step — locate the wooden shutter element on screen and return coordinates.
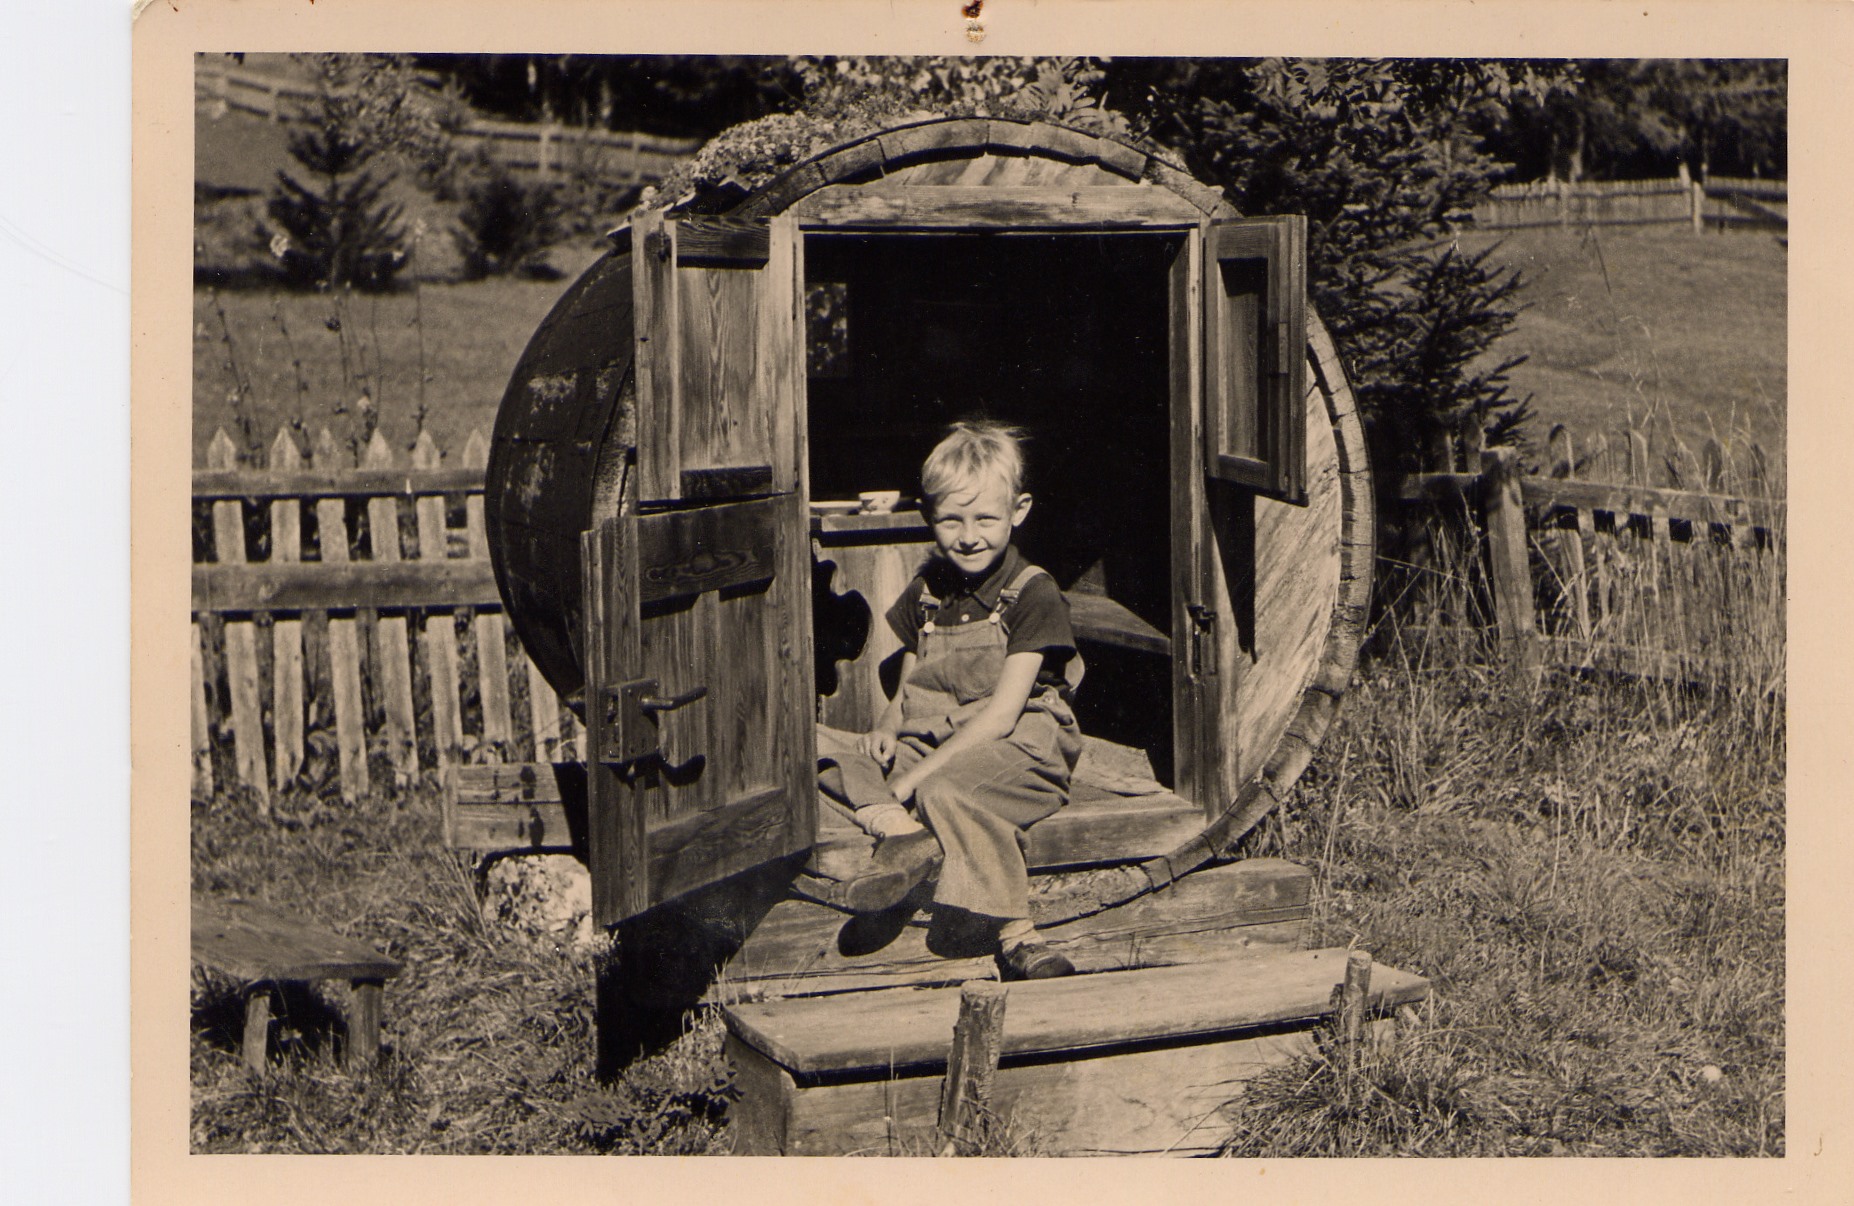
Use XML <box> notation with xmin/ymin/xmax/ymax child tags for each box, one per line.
<box><xmin>583</xmin><ymin>212</ymin><xmax>814</xmax><ymax>926</ymax></box>
<box><xmin>1203</xmin><ymin>215</ymin><xmax>1309</xmax><ymax>504</ymax></box>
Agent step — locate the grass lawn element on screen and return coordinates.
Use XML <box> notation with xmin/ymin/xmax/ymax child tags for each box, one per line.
<box><xmin>1464</xmin><ymin>223</ymin><xmax>1787</xmax><ymax>482</ymax></box>
<box><xmin>193</xmin><ymin>242</ymin><xmax>606</xmax><ymax>468</ymax></box>
<box><xmin>188</xmin><ymin>635</ymin><xmax>1783</xmax><ymax>1155</ymax></box>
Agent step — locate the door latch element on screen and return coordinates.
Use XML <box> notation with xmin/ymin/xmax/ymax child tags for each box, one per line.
<box><xmin>598</xmin><ymin>678</ymin><xmax>708</xmax><ymax>765</ymax></box>
<box><xmin>1187</xmin><ymin>604</ymin><xmax>1218</xmax><ymax>679</ymax></box>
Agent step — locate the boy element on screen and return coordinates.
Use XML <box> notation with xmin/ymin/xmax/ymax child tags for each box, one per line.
<box><xmin>823</xmin><ymin>420</ymin><xmax>1083</xmax><ymax>981</ymax></box>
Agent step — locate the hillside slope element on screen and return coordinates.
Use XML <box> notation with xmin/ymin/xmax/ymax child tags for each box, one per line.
<box><xmin>1463</xmin><ymin>224</ymin><xmax>1786</xmax><ymax>480</ymax></box>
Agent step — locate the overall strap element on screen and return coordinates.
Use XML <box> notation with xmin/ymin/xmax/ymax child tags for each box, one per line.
<box><xmin>990</xmin><ymin>564</ymin><xmax>1052</xmax><ymax>628</ymax></box>
<box><xmin>917</xmin><ymin>583</ymin><xmax>941</xmax><ymax>633</ymax></box>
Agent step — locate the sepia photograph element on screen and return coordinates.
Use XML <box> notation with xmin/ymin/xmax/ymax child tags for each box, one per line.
<box><xmin>128</xmin><ymin>2</ymin><xmax>1849</xmax><ymax>1191</ymax></box>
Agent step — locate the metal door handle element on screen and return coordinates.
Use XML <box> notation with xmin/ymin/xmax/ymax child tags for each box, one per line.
<box><xmin>639</xmin><ymin>686</ymin><xmax>708</xmax><ymax>714</ymax></box>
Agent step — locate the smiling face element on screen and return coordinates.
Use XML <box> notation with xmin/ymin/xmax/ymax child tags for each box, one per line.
<box><xmin>928</xmin><ymin>473</ymin><xmax>1032</xmax><ymax>578</ymax></box>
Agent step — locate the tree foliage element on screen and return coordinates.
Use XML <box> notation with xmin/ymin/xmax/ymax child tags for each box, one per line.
<box><xmin>1490</xmin><ymin>59</ymin><xmax>1786</xmax><ymax>182</ymax></box>
<box><xmin>265</xmin><ymin>56</ymin><xmax>429</xmax><ymax>291</ymax></box>
<box><xmin>1108</xmin><ymin>57</ymin><xmax>1562</xmax><ymax>470</ymax></box>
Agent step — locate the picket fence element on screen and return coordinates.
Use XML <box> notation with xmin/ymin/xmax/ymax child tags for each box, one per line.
<box><xmin>191</xmin><ymin>424</ymin><xmax>583</xmax><ymax>805</ymax></box>
<box><xmin>193</xmin><ymin>419</ymin><xmax>1787</xmax><ymax>804</ymax></box>
<box><xmin>1394</xmin><ymin>422</ymin><xmax>1786</xmax><ymax>685</ymax></box>
<box><xmin>194</xmin><ymin>58</ymin><xmax>701</xmax><ymax>189</ymax></box>
<box><xmin>1474</xmin><ymin>174</ymin><xmax>1788</xmax><ymax>232</ymax></box>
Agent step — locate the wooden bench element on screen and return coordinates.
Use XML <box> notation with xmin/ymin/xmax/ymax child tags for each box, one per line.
<box><xmin>442</xmin><ymin>760</ymin><xmax>1205</xmax><ymax>875</ymax></box>
<box><xmin>191</xmin><ymin>895</ymin><xmax>403</xmax><ymax>1072</ymax></box>
<box><xmin>724</xmin><ymin>948</ymin><xmax>1431</xmax><ymax>1156</ymax></box>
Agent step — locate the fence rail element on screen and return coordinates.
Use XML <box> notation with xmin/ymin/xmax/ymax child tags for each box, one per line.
<box><xmin>1474</xmin><ymin>174</ymin><xmax>1787</xmax><ymax>232</ymax></box>
<box><xmin>194</xmin><ymin>417</ymin><xmax>1786</xmax><ymax>804</ymax></box>
<box><xmin>1393</xmin><ymin>422</ymin><xmax>1785</xmax><ymax>686</ymax></box>
<box><xmin>195</xmin><ymin>58</ymin><xmax>701</xmax><ymax>188</ymax></box>
<box><xmin>191</xmin><ymin>423</ymin><xmax>583</xmax><ymax>805</ymax></box>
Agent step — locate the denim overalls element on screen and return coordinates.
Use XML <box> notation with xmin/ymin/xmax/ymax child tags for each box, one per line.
<box><xmin>879</xmin><ymin>563</ymin><xmax>1083</xmax><ymax>920</ymax></box>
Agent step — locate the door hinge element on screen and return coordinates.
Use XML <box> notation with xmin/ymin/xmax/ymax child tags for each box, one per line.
<box><xmin>1188</xmin><ymin>604</ymin><xmax>1218</xmax><ymax>679</ymax></box>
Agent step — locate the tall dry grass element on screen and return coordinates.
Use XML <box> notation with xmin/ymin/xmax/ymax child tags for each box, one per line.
<box><xmin>1222</xmin><ymin>470</ymin><xmax>1785</xmax><ymax>1156</ymax></box>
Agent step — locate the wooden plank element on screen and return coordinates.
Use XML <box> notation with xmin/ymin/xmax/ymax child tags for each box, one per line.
<box><xmin>190</xmin><ymin>621</ymin><xmax>213</xmax><ymax>797</ymax></box>
<box><xmin>363</xmin><ymin>432</ymin><xmax>418</xmax><ymax>781</ymax></box>
<box><xmin>1482</xmin><ymin>447</ymin><xmax>1541</xmax><ymax>672</ymax></box>
<box><xmin>1066</xmin><ymin>592</ymin><xmax>1170</xmax><ymax>656</ymax></box>
<box><xmin>464</xmin><ymin>431</ymin><xmax>513</xmax><ymax>760</ymax></box>
<box><xmin>1547</xmin><ymin>427</ymin><xmax>1592</xmax><ymax>641</ymax></box>
<box><xmin>242</xmin><ymin>990</ymin><xmax>271</xmax><ymax>1073</ymax></box>
<box><xmin>408</xmin><ymin>431</ymin><xmax>465</xmax><ymax>772</ymax></box>
<box><xmin>268</xmin><ymin>429</ymin><xmax>306</xmax><ymax>791</ymax></box>
<box><xmin>192</xmin><ymin>896</ymin><xmax>402</xmax><ymax>984</ymax></box>
<box><xmin>525</xmin><ymin>650</ymin><xmax>563</xmax><ymax>761</ymax></box>
<box><xmin>726</xmin><ymin>947</ymin><xmax>1426</xmax><ymax>1076</ymax></box>
<box><xmin>1402</xmin><ymin>471</ymin><xmax>1780</xmax><ymax>533</ymax></box>
<box><xmin>631</xmin><ymin>209</ymin><xmax>681</xmax><ymax>502</ymax></box>
<box><xmin>634</xmin><ymin>498</ymin><xmax>778</xmax><ymax>604</ymax></box>
<box><xmin>732</xmin><ymin>1015</ymin><xmax>1397</xmax><ymax>1156</ymax></box>
<box><xmin>1169</xmin><ymin>224</ymin><xmax>1215</xmax><ymax>815</ymax></box>
<box><xmin>718</xmin><ymin>859</ymin><xmax>1309</xmax><ymax>998</ymax></box>
<box><xmin>792</xmin><ymin>184</ymin><xmax>1204</xmax><ymax>229</ymax></box>
<box><xmin>675</xmin><ymin>215</ymin><xmax>770</xmax><ymax>266</ymax></box>
<box><xmin>585</xmin><ymin>519</ymin><xmax>649</xmax><ymax>925</ymax></box>
<box><xmin>313</xmin><ymin>427</ymin><xmax>367</xmax><ymax>800</ymax></box>
<box><xmin>192</xmin><ymin>559</ymin><xmax>500</xmax><ymax>613</ymax></box>
<box><xmin>809</xmin><ymin>778</ymin><xmax>1204</xmax><ymax>882</ymax></box>
<box><xmin>192</xmin><ymin>464</ymin><xmax>483</xmax><ymax>500</ymax></box>
<box><xmin>207</xmin><ymin>430</ymin><xmax>268</xmax><ymax>801</ymax></box>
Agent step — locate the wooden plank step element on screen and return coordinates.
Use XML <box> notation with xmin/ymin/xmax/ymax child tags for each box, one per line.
<box><xmin>445</xmin><ymin>761</ymin><xmax>1203</xmax><ymax>875</ymax></box>
<box><xmin>725</xmin><ymin>947</ymin><xmax>1428</xmax><ymax>1077</ymax></box>
<box><xmin>192</xmin><ymin>896</ymin><xmax>402</xmax><ymax>984</ymax></box>
<box><xmin>714</xmin><ymin>858</ymin><xmax>1309</xmax><ymax>1000</ymax></box>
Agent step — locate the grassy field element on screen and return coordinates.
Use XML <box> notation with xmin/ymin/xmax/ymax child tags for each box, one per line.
<box><xmin>188</xmin><ymin>616</ymin><xmax>1784</xmax><ymax>1154</ymax></box>
<box><xmin>188</xmin><ymin>218</ymin><xmax>1784</xmax><ymax>1155</ymax></box>
<box><xmin>1464</xmin><ymin>223</ymin><xmax>1787</xmax><ymax>478</ymax></box>
<box><xmin>192</xmin><ymin>245</ymin><xmax>606</xmax><ymax>468</ymax></box>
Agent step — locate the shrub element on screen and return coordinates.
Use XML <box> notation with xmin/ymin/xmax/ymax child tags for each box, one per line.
<box><xmin>452</xmin><ymin>163</ymin><xmax>566</xmax><ymax>280</ymax></box>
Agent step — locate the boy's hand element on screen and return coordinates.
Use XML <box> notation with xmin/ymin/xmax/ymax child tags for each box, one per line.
<box><xmin>859</xmin><ymin>728</ymin><xmax>898</xmax><ymax>767</ymax></box>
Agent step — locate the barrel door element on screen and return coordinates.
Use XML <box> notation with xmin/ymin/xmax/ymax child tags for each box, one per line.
<box><xmin>583</xmin><ymin>212</ymin><xmax>815</xmax><ymax>926</ymax></box>
<box><xmin>1173</xmin><ymin>215</ymin><xmax>1316</xmax><ymax>818</ymax></box>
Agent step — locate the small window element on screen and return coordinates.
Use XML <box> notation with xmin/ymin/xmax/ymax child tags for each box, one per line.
<box><xmin>1203</xmin><ymin>216</ymin><xmax>1308</xmax><ymax>504</ymax></box>
<box><xmin>806</xmin><ymin>281</ymin><xmax>851</xmax><ymax>379</ymax></box>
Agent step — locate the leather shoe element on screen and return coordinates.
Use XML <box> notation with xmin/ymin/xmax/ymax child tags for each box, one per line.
<box><xmin>998</xmin><ymin>941</ymin><xmax>1076</xmax><ymax>981</ymax></box>
<box><xmin>840</xmin><ymin>830</ymin><xmax>942</xmax><ymax>914</ymax></box>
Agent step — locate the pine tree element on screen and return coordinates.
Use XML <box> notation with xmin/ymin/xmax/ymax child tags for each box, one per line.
<box><xmin>265</xmin><ymin>60</ymin><xmax>410</xmax><ymax>291</ymax></box>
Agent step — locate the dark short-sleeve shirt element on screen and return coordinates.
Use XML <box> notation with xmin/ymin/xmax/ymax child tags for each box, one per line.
<box><xmin>885</xmin><ymin>545</ymin><xmax>1077</xmax><ymax>691</ymax></box>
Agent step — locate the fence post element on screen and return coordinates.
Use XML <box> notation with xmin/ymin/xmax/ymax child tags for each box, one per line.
<box><xmin>1481</xmin><ymin>446</ymin><xmax>1541</xmax><ymax>676</ymax></box>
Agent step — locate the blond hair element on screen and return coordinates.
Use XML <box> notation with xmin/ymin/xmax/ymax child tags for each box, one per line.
<box><xmin>920</xmin><ymin>420</ymin><xmax>1027</xmax><ymax>507</ymax></box>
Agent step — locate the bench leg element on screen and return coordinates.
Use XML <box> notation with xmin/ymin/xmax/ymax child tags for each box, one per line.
<box><xmin>346</xmin><ymin>978</ymin><xmax>385</xmax><ymax>1069</ymax></box>
<box><xmin>242</xmin><ymin>987</ymin><xmax>272</xmax><ymax>1073</ymax></box>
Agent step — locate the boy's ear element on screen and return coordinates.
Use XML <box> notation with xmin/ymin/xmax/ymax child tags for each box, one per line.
<box><xmin>1012</xmin><ymin>492</ymin><xmax>1033</xmax><ymax>527</ymax></box>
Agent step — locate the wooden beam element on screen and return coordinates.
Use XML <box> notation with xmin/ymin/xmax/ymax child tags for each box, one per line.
<box><xmin>191</xmin><ymin>465</ymin><xmax>483</xmax><ymax>499</ymax></box>
<box><xmin>793</xmin><ymin>184</ymin><xmax>1205</xmax><ymax>229</ymax></box>
<box><xmin>193</xmin><ymin>559</ymin><xmax>499</xmax><ymax>613</ymax></box>
<box><xmin>725</xmin><ymin>947</ymin><xmax>1427</xmax><ymax>1077</ymax></box>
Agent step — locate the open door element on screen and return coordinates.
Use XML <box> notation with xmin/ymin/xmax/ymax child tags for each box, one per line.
<box><xmin>1170</xmin><ymin>216</ymin><xmax>1312</xmax><ymax>820</ymax></box>
<box><xmin>583</xmin><ymin>211</ymin><xmax>815</xmax><ymax>927</ymax></box>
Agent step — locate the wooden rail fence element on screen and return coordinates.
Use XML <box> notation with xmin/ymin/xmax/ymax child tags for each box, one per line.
<box><xmin>195</xmin><ymin>58</ymin><xmax>701</xmax><ymax>188</ymax></box>
<box><xmin>1474</xmin><ymin>174</ymin><xmax>1787</xmax><ymax>233</ymax></box>
<box><xmin>192</xmin><ymin>424</ymin><xmax>584</xmax><ymax>804</ymax></box>
<box><xmin>1394</xmin><ymin>422</ymin><xmax>1785</xmax><ymax>686</ymax></box>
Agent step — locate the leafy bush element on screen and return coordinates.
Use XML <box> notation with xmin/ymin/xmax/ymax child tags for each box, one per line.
<box><xmin>452</xmin><ymin>163</ymin><xmax>565</xmax><ymax>280</ymax></box>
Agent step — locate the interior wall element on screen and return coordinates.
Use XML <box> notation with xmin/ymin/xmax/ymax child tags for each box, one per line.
<box><xmin>805</xmin><ymin>232</ymin><xmax>1179</xmax><ymax>771</ymax></box>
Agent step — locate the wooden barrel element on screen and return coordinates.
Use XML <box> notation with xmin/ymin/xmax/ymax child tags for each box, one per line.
<box><xmin>485</xmin><ymin>117</ymin><xmax>1371</xmax><ymax>850</ymax></box>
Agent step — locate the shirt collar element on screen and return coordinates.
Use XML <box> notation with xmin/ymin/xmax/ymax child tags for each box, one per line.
<box><xmin>927</xmin><ymin>544</ymin><xmax>1026</xmax><ymax>613</ymax></box>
